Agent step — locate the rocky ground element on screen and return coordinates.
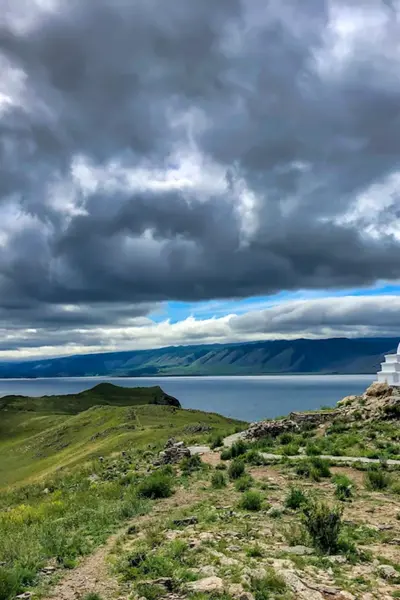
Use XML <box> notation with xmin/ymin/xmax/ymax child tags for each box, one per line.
<box><xmin>19</xmin><ymin>382</ymin><xmax>400</xmax><ymax>600</ymax></box>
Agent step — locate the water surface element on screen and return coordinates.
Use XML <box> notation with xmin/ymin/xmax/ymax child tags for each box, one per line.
<box><xmin>0</xmin><ymin>375</ymin><xmax>374</xmax><ymax>421</ymax></box>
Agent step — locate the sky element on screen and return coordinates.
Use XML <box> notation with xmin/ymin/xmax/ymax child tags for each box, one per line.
<box><xmin>0</xmin><ymin>0</ymin><xmax>400</xmax><ymax>359</ymax></box>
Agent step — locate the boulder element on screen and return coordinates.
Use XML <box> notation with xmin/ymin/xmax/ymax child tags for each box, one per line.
<box><xmin>377</xmin><ymin>564</ymin><xmax>400</xmax><ymax>581</ymax></box>
<box><xmin>188</xmin><ymin>577</ymin><xmax>224</xmax><ymax>593</ymax></box>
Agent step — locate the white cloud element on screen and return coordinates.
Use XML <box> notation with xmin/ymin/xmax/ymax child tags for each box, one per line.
<box><xmin>1</xmin><ymin>294</ymin><xmax>400</xmax><ymax>360</ymax></box>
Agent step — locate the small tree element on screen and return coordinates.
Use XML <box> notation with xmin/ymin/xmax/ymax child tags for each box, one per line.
<box><xmin>302</xmin><ymin>500</ymin><xmax>343</xmax><ymax>554</ymax></box>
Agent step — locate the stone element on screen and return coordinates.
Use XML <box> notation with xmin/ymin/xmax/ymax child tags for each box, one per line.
<box><xmin>199</xmin><ymin>532</ymin><xmax>215</xmax><ymax>542</ymax></box>
<box><xmin>188</xmin><ymin>577</ymin><xmax>224</xmax><ymax>593</ymax></box>
<box><xmin>228</xmin><ymin>584</ymin><xmax>245</xmax><ymax>597</ymax></box>
<box><xmin>286</xmin><ymin>545</ymin><xmax>314</xmax><ymax>556</ymax></box>
<box><xmin>227</xmin><ymin>545</ymin><xmax>241</xmax><ymax>552</ymax></box>
<box><xmin>40</xmin><ymin>566</ymin><xmax>56</xmax><ymax>575</ymax></box>
<box><xmin>16</xmin><ymin>594</ymin><xmax>32</xmax><ymax>600</ymax></box>
<box><xmin>389</xmin><ymin>538</ymin><xmax>400</xmax><ymax>545</ymax></box>
<box><xmin>173</xmin><ymin>516</ymin><xmax>198</xmax><ymax>526</ymax></box>
<box><xmin>155</xmin><ymin>439</ymin><xmax>191</xmax><ymax>465</ymax></box>
<box><xmin>327</xmin><ymin>555</ymin><xmax>347</xmax><ymax>564</ymax></box>
<box><xmin>377</xmin><ymin>564</ymin><xmax>400</xmax><ymax>581</ymax></box>
<box><xmin>239</xmin><ymin>594</ymin><xmax>255</xmax><ymax>600</ymax></box>
<box><xmin>197</xmin><ymin>566</ymin><xmax>217</xmax><ymax>577</ymax></box>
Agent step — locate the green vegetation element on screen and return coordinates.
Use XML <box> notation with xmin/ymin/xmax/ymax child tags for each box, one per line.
<box><xmin>364</xmin><ymin>467</ymin><xmax>391</xmax><ymax>491</ymax></box>
<box><xmin>250</xmin><ymin>570</ymin><xmax>287</xmax><ymax>600</ymax></box>
<box><xmin>284</xmin><ymin>486</ymin><xmax>308</xmax><ymax>510</ymax></box>
<box><xmin>211</xmin><ymin>471</ymin><xmax>227</xmax><ymax>489</ymax></box>
<box><xmin>239</xmin><ymin>490</ymin><xmax>263</xmax><ymax>511</ymax></box>
<box><xmin>295</xmin><ymin>457</ymin><xmax>331</xmax><ymax>481</ymax></box>
<box><xmin>137</xmin><ymin>471</ymin><xmax>174</xmax><ymax>499</ymax></box>
<box><xmin>228</xmin><ymin>459</ymin><xmax>246</xmax><ymax>480</ymax></box>
<box><xmin>0</xmin><ymin>391</ymin><xmax>244</xmax><ymax>487</ymax></box>
<box><xmin>234</xmin><ymin>474</ymin><xmax>254</xmax><ymax>492</ymax></box>
<box><xmin>302</xmin><ymin>500</ymin><xmax>343</xmax><ymax>554</ymax></box>
<box><xmin>0</xmin><ymin>382</ymin><xmax>181</xmax><ymax>414</ymax></box>
<box><xmin>333</xmin><ymin>474</ymin><xmax>354</xmax><ymax>501</ymax></box>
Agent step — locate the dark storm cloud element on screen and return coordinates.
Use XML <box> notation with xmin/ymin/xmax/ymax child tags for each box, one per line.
<box><xmin>0</xmin><ymin>0</ymin><xmax>400</xmax><ymax>335</ymax></box>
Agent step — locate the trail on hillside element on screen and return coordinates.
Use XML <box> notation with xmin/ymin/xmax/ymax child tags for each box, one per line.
<box><xmin>43</xmin><ymin>488</ymin><xmax>202</xmax><ymax>600</ymax></box>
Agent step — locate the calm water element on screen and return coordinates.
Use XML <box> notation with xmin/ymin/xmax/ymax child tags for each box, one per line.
<box><xmin>0</xmin><ymin>375</ymin><xmax>374</xmax><ymax>421</ymax></box>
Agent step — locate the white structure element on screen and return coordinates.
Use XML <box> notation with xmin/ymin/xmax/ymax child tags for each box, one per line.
<box><xmin>377</xmin><ymin>342</ymin><xmax>400</xmax><ymax>386</ymax></box>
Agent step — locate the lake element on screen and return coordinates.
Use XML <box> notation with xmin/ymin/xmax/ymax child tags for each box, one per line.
<box><xmin>0</xmin><ymin>375</ymin><xmax>375</xmax><ymax>421</ymax></box>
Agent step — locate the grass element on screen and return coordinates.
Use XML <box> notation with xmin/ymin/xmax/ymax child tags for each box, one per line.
<box><xmin>333</xmin><ymin>474</ymin><xmax>354</xmax><ymax>501</ymax></box>
<box><xmin>364</xmin><ymin>467</ymin><xmax>391</xmax><ymax>491</ymax></box>
<box><xmin>284</xmin><ymin>486</ymin><xmax>308</xmax><ymax>510</ymax></box>
<box><xmin>228</xmin><ymin>460</ymin><xmax>246</xmax><ymax>480</ymax></box>
<box><xmin>0</xmin><ymin>455</ymin><xmax>151</xmax><ymax>600</ymax></box>
<box><xmin>302</xmin><ymin>500</ymin><xmax>343</xmax><ymax>554</ymax></box>
<box><xmin>137</xmin><ymin>472</ymin><xmax>174</xmax><ymax>499</ymax></box>
<box><xmin>239</xmin><ymin>490</ymin><xmax>263</xmax><ymax>511</ymax></box>
<box><xmin>251</xmin><ymin>569</ymin><xmax>287</xmax><ymax>600</ymax></box>
<box><xmin>0</xmin><ymin>403</ymin><xmax>244</xmax><ymax>487</ymax></box>
<box><xmin>211</xmin><ymin>471</ymin><xmax>227</xmax><ymax>489</ymax></box>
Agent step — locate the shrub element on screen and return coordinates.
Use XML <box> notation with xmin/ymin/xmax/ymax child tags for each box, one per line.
<box><xmin>180</xmin><ymin>454</ymin><xmax>203</xmax><ymax>475</ymax></box>
<box><xmin>215</xmin><ymin>462</ymin><xmax>227</xmax><ymax>470</ymax></box>
<box><xmin>246</xmin><ymin>544</ymin><xmax>264</xmax><ymax>558</ymax></box>
<box><xmin>235</xmin><ymin>475</ymin><xmax>254</xmax><ymax>492</ymax></box>
<box><xmin>302</xmin><ymin>500</ymin><xmax>343</xmax><ymax>554</ymax></box>
<box><xmin>210</xmin><ymin>434</ymin><xmax>224</xmax><ymax>449</ymax></box>
<box><xmin>310</xmin><ymin>457</ymin><xmax>331</xmax><ymax>479</ymax></box>
<box><xmin>245</xmin><ymin>450</ymin><xmax>265</xmax><ymax>466</ymax></box>
<box><xmin>365</xmin><ymin>468</ymin><xmax>391</xmax><ymax>491</ymax></box>
<box><xmin>333</xmin><ymin>474</ymin><xmax>354</xmax><ymax>501</ymax></box>
<box><xmin>137</xmin><ymin>473</ymin><xmax>174</xmax><ymax>499</ymax></box>
<box><xmin>240</xmin><ymin>491</ymin><xmax>262</xmax><ymax>511</ymax></box>
<box><xmin>211</xmin><ymin>471</ymin><xmax>227</xmax><ymax>489</ymax></box>
<box><xmin>281</xmin><ymin>443</ymin><xmax>300</xmax><ymax>456</ymax></box>
<box><xmin>306</xmin><ymin>443</ymin><xmax>321</xmax><ymax>456</ymax></box>
<box><xmin>228</xmin><ymin>459</ymin><xmax>245</xmax><ymax>480</ymax></box>
<box><xmin>279</xmin><ymin>433</ymin><xmax>294</xmax><ymax>445</ymax></box>
<box><xmin>284</xmin><ymin>486</ymin><xmax>308</xmax><ymax>510</ymax></box>
<box><xmin>220</xmin><ymin>448</ymin><xmax>232</xmax><ymax>461</ymax></box>
<box><xmin>230</xmin><ymin>439</ymin><xmax>248</xmax><ymax>458</ymax></box>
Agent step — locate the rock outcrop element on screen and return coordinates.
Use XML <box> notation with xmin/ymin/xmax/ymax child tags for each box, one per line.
<box><xmin>338</xmin><ymin>381</ymin><xmax>400</xmax><ymax>421</ymax></box>
<box><xmin>154</xmin><ymin>438</ymin><xmax>191</xmax><ymax>465</ymax></box>
<box><xmin>244</xmin><ymin>419</ymin><xmax>299</xmax><ymax>440</ymax></box>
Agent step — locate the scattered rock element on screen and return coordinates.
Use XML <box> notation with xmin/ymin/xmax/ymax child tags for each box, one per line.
<box><xmin>377</xmin><ymin>564</ymin><xmax>400</xmax><ymax>581</ymax></box>
<box><xmin>228</xmin><ymin>584</ymin><xmax>245</xmax><ymax>597</ymax></box>
<box><xmin>389</xmin><ymin>538</ymin><xmax>400</xmax><ymax>545</ymax></box>
<box><xmin>199</xmin><ymin>532</ymin><xmax>215</xmax><ymax>542</ymax></box>
<box><xmin>40</xmin><ymin>566</ymin><xmax>56</xmax><ymax>575</ymax></box>
<box><xmin>197</xmin><ymin>566</ymin><xmax>217</xmax><ymax>578</ymax></box>
<box><xmin>173</xmin><ymin>516</ymin><xmax>198</xmax><ymax>527</ymax></box>
<box><xmin>16</xmin><ymin>594</ymin><xmax>33</xmax><ymax>600</ymax></box>
<box><xmin>188</xmin><ymin>576</ymin><xmax>224</xmax><ymax>593</ymax></box>
<box><xmin>327</xmin><ymin>555</ymin><xmax>347</xmax><ymax>564</ymax></box>
<box><xmin>227</xmin><ymin>545</ymin><xmax>241</xmax><ymax>552</ymax></box>
<box><xmin>286</xmin><ymin>545</ymin><xmax>314</xmax><ymax>556</ymax></box>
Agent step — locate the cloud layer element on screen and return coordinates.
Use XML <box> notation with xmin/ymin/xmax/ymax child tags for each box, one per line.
<box><xmin>0</xmin><ymin>0</ymin><xmax>400</xmax><ymax>354</ymax></box>
<box><xmin>1</xmin><ymin>295</ymin><xmax>400</xmax><ymax>359</ymax></box>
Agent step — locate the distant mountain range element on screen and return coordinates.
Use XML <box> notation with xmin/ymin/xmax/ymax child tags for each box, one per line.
<box><xmin>0</xmin><ymin>337</ymin><xmax>397</xmax><ymax>378</ymax></box>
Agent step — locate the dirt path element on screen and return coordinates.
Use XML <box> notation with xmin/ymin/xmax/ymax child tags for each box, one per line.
<box><xmin>43</xmin><ymin>489</ymin><xmax>201</xmax><ymax>600</ymax></box>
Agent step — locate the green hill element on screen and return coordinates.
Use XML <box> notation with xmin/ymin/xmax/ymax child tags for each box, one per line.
<box><xmin>0</xmin><ymin>384</ymin><xmax>244</xmax><ymax>487</ymax></box>
<box><xmin>0</xmin><ymin>382</ymin><xmax>181</xmax><ymax>414</ymax></box>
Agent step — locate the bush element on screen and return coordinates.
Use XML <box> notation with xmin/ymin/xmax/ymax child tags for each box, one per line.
<box><xmin>333</xmin><ymin>474</ymin><xmax>354</xmax><ymax>501</ymax></box>
<box><xmin>211</xmin><ymin>471</ymin><xmax>227</xmax><ymax>489</ymax></box>
<box><xmin>137</xmin><ymin>473</ymin><xmax>174</xmax><ymax>499</ymax></box>
<box><xmin>281</xmin><ymin>443</ymin><xmax>300</xmax><ymax>456</ymax></box>
<box><xmin>215</xmin><ymin>462</ymin><xmax>227</xmax><ymax>470</ymax></box>
<box><xmin>235</xmin><ymin>475</ymin><xmax>254</xmax><ymax>492</ymax></box>
<box><xmin>310</xmin><ymin>457</ymin><xmax>331</xmax><ymax>479</ymax></box>
<box><xmin>220</xmin><ymin>448</ymin><xmax>232</xmax><ymax>461</ymax></box>
<box><xmin>302</xmin><ymin>500</ymin><xmax>343</xmax><ymax>554</ymax></box>
<box><xmin>228</xmin><ymin>459</ymin><xmax>245</xmax><ymax>480</ymax></box>
<box><xmin>306</xmin><ymin>443</ymin><xmax>321</xmax><ymax>456</ymax></box>
<box><xmin>210</xmin><ymin>434</ymin><xmax>223</xmax><ymax>449</ymax></box>
<box><xmin>231</xmin><ymin>439</ymin><xmax>248</xmax><ymax>457</ymax></box>
<box><xmin>245</xmin><ymin>450</ymin><xmax>265</xmax><ymax>466</ymax></box>
<box><xmin>365</xmin><ymin>468</ymin><xmax>391</xmax><ymax>491</ymax></box>
<box><xmin>240</xmin><ymin>490</ymin><xmax>263</xmax><ymax>511</ymax></box>
<box><xmin>180</xmin><ymin>454</ymin><xmax>203</xmax><ymax>475</ymax></box>
<box><xmin>284</xmin><ymin>486</ymin><xmax>308</xmax><ymax>510</ymax></box>
<box><xmin>83</xmin><ymin>594</ymin><xmax>103</xmax><ymax>600</ymax></box>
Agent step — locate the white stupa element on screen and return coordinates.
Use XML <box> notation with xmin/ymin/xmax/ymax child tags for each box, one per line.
<box><xmin>377</xmin><ymin>342</ymin><xmax>400</xmax><ymax>386</ymax></box>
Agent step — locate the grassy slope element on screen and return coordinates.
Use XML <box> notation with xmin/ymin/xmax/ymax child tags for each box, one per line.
<box><xmin>0</xmin><ymin>404</ymin><xmax>245</xmax><ymax>487</ymax></box>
